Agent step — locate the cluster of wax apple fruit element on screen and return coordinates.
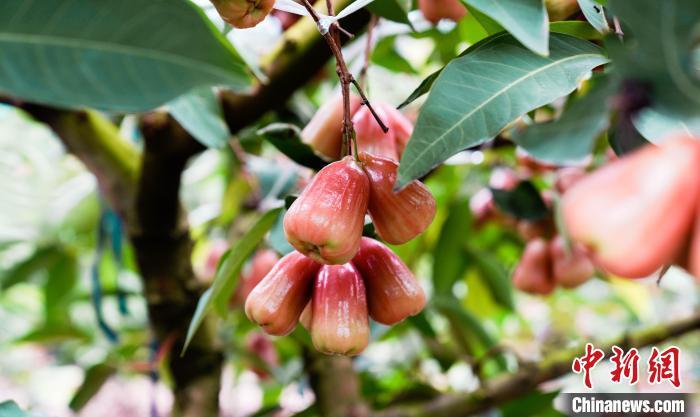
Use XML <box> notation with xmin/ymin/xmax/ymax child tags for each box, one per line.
<box><xmin>469</xmin><ymin>151</ymin><xmax>597</xmax><ymax>295</ymax></box>
<box><xmin>562</xmin><ymin>135</ymin><xmax>700</xmax><ymax>280</ymax></box>
<box><xmin>244</xmin><ymin>97</ymin><xmax>436</xmax><ymax>356</ymax></box>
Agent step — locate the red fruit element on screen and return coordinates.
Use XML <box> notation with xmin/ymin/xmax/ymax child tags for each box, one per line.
<box><xmin>233</xmin><ymin>249</ymin><xmax>280</xmax><ymax>305</ymax></box>
<box><xmin>513</xmin><ymin>238</ymin><xmax>555</xmax><ymax>295</ymax></box>
<box><xmin>562</xmin><ymin>137</ymin><xmax>700</xmax><ymax>278</ymax></box>
<box><xmin>470</xmin><ymin>188</ymin><xmax>495</xmax><ymax>224</ymax></box>
<box><xmin>381</xmin><ymin>105</ymin><xmax>414</xmax><ymax>158</ymax></box>
<box><xmin>354</xmin><ymin>106</ymin><xmax>399</xmax><ymax>161</ymax></box>
<box><xmin>310</xmin><ymin>264</ymin><xmax>370</xmax><ymax>356</ymax></box>
<box><xmin>211</xmin><ymin>0</ymin><xmax>275</xmax><ymax>28</ymax></box>
<box><xmin>245</xmin><ymin>332</ymin><xmax>279</xmax><ymax>379</ymax></box>
<box><xmin>302</xmin><ymin>94</ymin><xmax>362</xmax><ymax>160</ymax></box>
<box><xmin>516</xmin><ymin>219</ymin><xmax>554</xmax><ymax>241</ymax></box>
<box><xmin>418</xmin><ymin>0</ymin><xmax>467</xmax><ymax>24</ymax></box>
<box><xmin>245</xmin><ymin>252</ymin><xmax>320</xmax><ymax>335</ymax></box>
<box><xmin>352</xmin><ymin>238</ymin><xmax>426</xmax><ymax>324</ymax></box>
<box><xmin>299</xmin><ymin>302</ymin><xmax>312</xmax><ymax>330</ymax></box>
<box><xmin>360</xmin><ymin>153</ymin><xmax>436</xmax><ymax>245</ymax></box>
<box><xmin>516</xmin><ymin>147</ymin><xmax>557</xmax><ymax>174</ymax></box>
<box><xmin>555</xmin><ymin>167</ymin><xmax>587</xmax><ymax>194</ymax></box>
<box><xmin>549</xmin><ymin>236</ymin><xmax>595</xmax><ymax>288</ymax></box>
<box><xmin>284</xmin><ymin>157</ymin><xmax>370</xmax><ymax>264</ymax></box>
<box><xmin>489</xmin><ymin>167</ymin><xmax>520</xmax><ymax>191</ymax></box>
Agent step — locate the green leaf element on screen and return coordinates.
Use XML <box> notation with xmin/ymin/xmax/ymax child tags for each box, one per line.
<box><xmin>397</xmin><ymin>34</ymin><xmax>607</xmax><ymax>188</ymax></box>
<box><xmin>1</xmin><ymin>245</ymin><xmax>61</xmax><ymax>290</ymax></box>
<box><xmin>44</xmin><ymin>250</ymin><xmax>78</xmax><ymax>326</ymax></box>
<box><xmin>501</xmin><ymin>391</ymin><xmax>565</xmax><ymax>417</ymax></box>
<box><xmin>465</xmin><ymin>246</ymin><xmax>514</xmax><ymax>310</ymax></box>
<box><xmin>512</xmin><ymin>74</ymin><xmax>617</xmax><ymax>164</ymax></box>
<box><xmin>550</xmin><ymin>21</ymin><xmax>603</xmax><ymax>40</ymax></box>
<box><xmin>491</xmin><ymin>181</ymin><xmax>549</xmax><ymax>221</ymax></box>
<box><xmin>608</xmin><ymin>0</ymin><xmax>700</xmax><ymax>115</ymax></box>
<box><xmin>0</xmin><ymin>401</ymin><xmax>28</xmax><ymax>417</ymax></box>
<box><xmin>257</xmin><ymin>124</ymin><xmax>328</xmax><ymax>171</ymax></box>
<box><xmin>433</xmin><ymin>199</ymin><xmax>472</xmax><ymax>295</ymax></box>
<box><xmin>183</xmin><ymin>208</ymin><xmax>282</xmax><ymax>354</ymax></box>
<box><xmin>69</xmin><ymin>364</ymin><xmax>117</xmax><ymax>412</ymax></box>
<box><xmin>397</xmin><ymin>69</ymin><xmax>442</xmax><ymax>109</ymax></box>
<box><xmin>463</xmin><ymin>0</ymin><xmax>549</xmax><ymax>55</ymax></box>
<box><xmin>0</xmin><ymin>0</ymin><xmax>251</xmax><ymax>112</ymax></box>
<box><xmin>633</xmin><ymin>108</ymin><xmax>700</xmax><ymax>143</ymax></box>
<box><xmin>577</xmin><ymin>0</ymin><xmax>610</xmax><ymax>34</ymax></box>
<box><xmin>367</xmin><ymin>0</ymin><xmax>413</xmax><ymax>26</ymax></box>
<box><xmin>372</xmin><ymin>37</ymin><xmax>417</xmax><ymax>74</ymax></box>
<box><xmin>169</xmin><ymin>88</ymin><xmax>230</xmax><ymax>149</ymax></box>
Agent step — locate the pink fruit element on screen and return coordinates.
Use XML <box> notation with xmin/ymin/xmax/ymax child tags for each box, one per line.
<box><xmin>489</xmin><ymin>167</ymin><xmax>520</xmax><ymax>191</ymax></box>
<box><xmin>381</xmin><ymin>105</ymin><xmax>414</xmax><ymax>158</ymax></box>
<box><xmin>233</xmin><ymin>249</ymin><xmax>280</xmax><ymax>305</ymax></box>
<box><xmin>352</xmin><ymin>238</ymin><xmax>425</xmax><ymax>324</ymax></box>
<box><xmin>284</xmin><ymin>157</ymin><xmax>370</xmax><ymax>264</ymax></box>
<box><xmin>302</xmin><ymin>93</ymin><xmax>362</xmax><ymax>160</ymax></box>
<box><xmin>360</xmin><ymin>153</ymin><xmax>436</xmax><ymax>245</ymax></box>
<box><xmin>562</xmin><ymin>136</ymin><xmax>700</xmax><ymax>278</ymax></box>
<box><xmin>245</xmin><ymin>252</ymin><xmax>320</xmax><ymax>335</ymax></box>
<box><xmin>555</xmin><ymin>167</ymin><xmax>587</xmax><ymax>194</ymax></box>
<box><xmin>470</xmin><ymin>188</ymin><xmax>495</xmax><ymax>224</ymax></box>
<box><xmin>310</xmin><ymin>264</ymin><xmax>370</xmax><ymax>356</ymax></box>
<box><xmin>418</xmin><ymin>0</ymin><xmax>467</xmax><ymax>24</ymax></box>
<box><xmin>245</xmin><ymin>332</ymin><xmax>279</xmax><ymax>379</ymax></box>
<box><xmin>549</xmin><ymin>236</ymin><xmax>595</xmax><ymax>288</ymax></box>
<box><xmin>211</xmin><ymin>0</ymin><xmax>276</xmax><ymax>28</ymax></box>
<box><xmin>513</xmin><ymin>238</ymin><xmax>555</xmax><ymax>295</ymax></box>
<box><xmin>354</xmin><ymin>106</ymin><xmax>399</xmax><ymax>161</ymax></box>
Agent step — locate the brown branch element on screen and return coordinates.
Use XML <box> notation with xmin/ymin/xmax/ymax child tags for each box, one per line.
<box><xmin>305</xmin><ymin>350</ymin><xmax>370</xmax><ymax>417</ymax></box>
<box><xmin>377</xmin><ymin>311</ymin><xmax>700</xmax><ymax>417</ymax></box>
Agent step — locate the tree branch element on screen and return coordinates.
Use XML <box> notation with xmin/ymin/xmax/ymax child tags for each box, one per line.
<box><xmin>305</xmin><ymin>350</ymin><xmax>370</xmax><ymax>417</ymax></box>
<box><xmin>377</xmin><ymin>311</ymin><xmax>700</xmax><ymax>417</ymax></box>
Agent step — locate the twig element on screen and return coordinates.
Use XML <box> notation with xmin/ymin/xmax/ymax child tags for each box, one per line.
<box><xmin>613</xmin><ymin>17</ymin><xmax>624</xmax><ymax>39</ymax></box>
<box><xmin>359</xmin><ymin>14</ymin><xmax>378</xmax><ymax>90</ymax></box>
<box><xmin>299</xmin><ymin>0</ymin><xmax>389</xmax><ymax>158</ymax></box>
<box><xmin>377</xmin><ymin>311</ymin><xmax>700</xmax><ymax>417</ymax></box>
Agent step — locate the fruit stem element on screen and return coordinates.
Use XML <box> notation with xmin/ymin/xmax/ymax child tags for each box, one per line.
<box><xmin>299</xmin><ymin>0</ymin><xmax>389</xmax><ymax>160</ymax></box>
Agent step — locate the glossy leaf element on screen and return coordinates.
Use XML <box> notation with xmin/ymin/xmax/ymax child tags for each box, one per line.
<box><xmin>367</xmin><ymin>0</ymin><xmax>412</xmax><ymax>26</ymax></box>
<box><xmin>578</xmin><ymin>0</ymin><xmax>609</xmax><ymax>34</ymax></box>
<box><xmin>0</xmin><ymin>0</ymin><xmax>251</xmax><ymax>111</ymax></box>
<box><xmin>257</xmin><ymin>124</ymin><xmax>328</xmax><ymax>170</ymax></box>
<box><xmin>491</xmin><ymin>181</ymin><xmax>549</xmax><ymax>221</ymax></box>
<box><xmin>169</xmin><ymin>88</ymin><xmax>230</xmax><ymax>149</ymax></box>
<box><xmin>183</xmin><ymin>208</ymin><xmax>282</xmax><ymax>354</ymax></box>
<box><xmin>465</xmin><ymin>246</ymin><xmax>514</xmax><ymax>310</ymax></box>
<box><xmin>608</xmin><ymin>0</ymin><xmax>700</xmax><ymax>115</ymax></box>
<box><xmin>463</xmin><ymin>0</ymin><xmax>549</xmax><ymax>55</ymax></box>
<box><xmin>512</xmin><ymin>74</ymin><xmax>617</xmax><ymax>164</ymax></box>
<box><xmin>633</xmin><ymin>108</ymin><xmax>700</xmax><ymax>143</ymax></box>
<box><xmin>397</xmin><ymin>34</ymin><xmax>607</xmax><ymax>188</ymax></box>
<box><xmin>69</xmin><ymin>363</ymin><xmax>117</xmax><ymax>411</ymax></box>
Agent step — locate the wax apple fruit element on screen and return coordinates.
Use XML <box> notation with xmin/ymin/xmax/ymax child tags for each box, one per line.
<box><xmin>562</xmin><ymin>137</ymin><xmax>700</xmax><ymax>278</ymax></box>
<box><xmin>284</xmin><ymin>157</ymin><xmax>370</xmax><ymax>264</ymax></box>
<box><xmin>360</xmin><ymin>153</ymin><xmax>436</xmax><ymax>245</ymax></box>
<box><xmin>354</xmin><ymin>106</ymin><xmax>399</xmax><ymax>161</ymax></box>
<box><xmin>210</xmin><ymin>0</ymin><xmax>275</xmax><ymax>28</ymax></box>
<box><xmin>513</xmin><ymin>238</ymin><xmax>555</xmax><ymax>295</ymax></box>
<box><xmin>245</xmin><ymin>252</ymin><xmax>320</xmax><ymax>335</ymax></box>
<box><xmin>381</xmin><ymin>105</ymin><xmax>414</xmax><ymax>158</ymax></box>
<box><xmin>302</xmin><ymin>93</ymin><xmax>362</xmax><ymax>160</ymax></box>
<box><xmin>233</xmin><ymin>249</ymin><xmax>280</xmax><ymax>305</ymax></box>
<box><xmin>352</xmin><ymin>238</ymin><xmax>425</xmax><ymax>324</ymax></box>
<box><xmin>310</xmin><ymin>264</ymin><xmax>370</xmax><ymax>356</ymax></box>
<box><xmin>549</xmin><ymin>236</ymin><xmax>595</xmax><ymax>288</ymax></box>
<box><xmin>418</xmin><ymin>0</ymin><xmax>467</xmax><ymax>24</ymax></box>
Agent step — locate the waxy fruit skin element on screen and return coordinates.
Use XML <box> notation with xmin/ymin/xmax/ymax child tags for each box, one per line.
<box><xmin>245</xmin><ymin>252</ymin><xmax>321</xmax><ymax>336</ymax></box>
<box><xmin>562</xmin><ymin>137</ymin><xmax>700</xmax><ymax>278</ymax></box>
<box><xmin>360</xmin><ymin>153</ymin><xmax>436</xmax><ymax>245</ymax></box>
<box><xmin>211</xmin><ymin>0</ymin><xmax>275</xmax><ymax>28</ymax></box>
<box><xmin>381</xmin><ymin>105</ymin><xmax>414</xmax><ymax>158</ymax></box>
<box><xmin>418</xmin><ymin>0</ymin><xmax>467</xmax><ymax>24</ymax></box>
<box><xmin>234</xmin><ymin>249</ymin><xmax>280</xmax><ymax>305</ymax></box>
<box><xmin>302</xmin><ymin>94</ymin><xmax>362</xmax><ymax>160</ymax></box>
<box><xmin>549</xmin><ymin>236</ymin><xmax>595</xmax><ymax>288</ymax></box>
<box><xmin>354</xmin><ymin>106</ymin><xmax>399</xmax><ymax>161</ymax></box>
<box><xmin>311</xmin><ymin>263</ymin><xmax>370</xmax><ymax>356</ymax></box>
<box><xmin>352</xmin><ymin>238</ymin><xmax>426</xmax><ymax>324</ymax></box>
<box><xmin>284</xmin><ymin>157</ymin><xmax>370</xmax><ymax>264</ymax></box>
<box><xmin>513</xmin><ymin>238</ymin><xmax>555</xmax><ymax>295</ymax></box>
